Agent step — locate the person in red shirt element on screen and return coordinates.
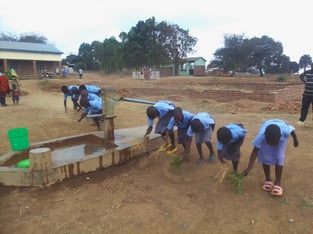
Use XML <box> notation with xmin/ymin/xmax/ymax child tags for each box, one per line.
<box><xmin>0</xmin><ymin>70</ymin><xmax>10</xmax><ymax>106</ymax></box>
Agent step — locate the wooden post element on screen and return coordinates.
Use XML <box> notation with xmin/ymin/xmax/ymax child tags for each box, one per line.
<box><xmin>104</xmin><ymin>116</ymin><xmax>116</xmax><ymax>140</ymax></box>
<box><xmin>29</xmin><ymin>147</ymin><xmax>52</xmax><ymax>171</ymax></box>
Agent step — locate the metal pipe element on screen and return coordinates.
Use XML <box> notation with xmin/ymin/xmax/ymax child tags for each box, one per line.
<box><xmin>120</xmin><ymin>97</ymin><xmax>155</xmax><ymax>105</ymax></box>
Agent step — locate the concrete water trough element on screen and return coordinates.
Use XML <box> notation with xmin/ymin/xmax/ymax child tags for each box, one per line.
<box><xmin>0</xmin><ymin>127</ymin><xmax>161</xmax><ymax>187</ymax></box>
<box><xmin>0</xmin><ymin>88</ymin><xmax>162</xmax><ymax>187</ymax></box>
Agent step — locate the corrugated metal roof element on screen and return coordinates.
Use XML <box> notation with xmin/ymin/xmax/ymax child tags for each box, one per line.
<box><xmin>0</xmin><ymin>41</ymin><xmax>63</xmax><ymax>54</ymax></box>
<box><xmin>184</xmin><ymin>57</ymin><xmax>206</xmax><ymax>62</ymax></box>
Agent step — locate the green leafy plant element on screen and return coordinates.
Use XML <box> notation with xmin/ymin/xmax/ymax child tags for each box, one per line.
<box><xmin>170</xmin><ymin>155</ymin><xmax>184</xmax><ymax>171</ymax></box>
<box><xmin>227</xmin><ymin>171</ymin><xmax>244</xmax><ymax>193</ymax></box>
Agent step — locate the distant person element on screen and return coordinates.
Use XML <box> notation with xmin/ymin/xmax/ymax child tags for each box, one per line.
<box><xmin>77</xmin><ymin>90</ymin><xmax>103</xmax><ymax>131</ymax></box>
<box><xmin>62</xmin><ymin>68</ymin><xmax>67</xmax><ymax>78</ymax></box>
<box><xmin>0</xmin><ymin>70</ymin><xmax>10</xmax><ymax>106</ymax></box>
<box><xmin>79</xmin><ymin>84</ymin><xmax>102</xmax><ymax>96</ymax></box>
<box><xmin>243</xmin><ymin>119</ymin><xmax>299</xmax><ymax>197</ymax></box>
<box><xmin>297</xmin><ymin>63</ymin><xmax>313</xmax><ymax>126</ymax></box>
<box><xmin>61</xmin><ymin>85</ymin><xmax>81</xmax><ymax>112</ymax></box>
<box><xmin>11</xmin><ymin>83</ymin><xmax>20</xmax><ymax>104</ymax></box>
<box><xmin>78</xmin><ymin>68</ymin><xmax>83</xmax><ymax>79</ymax></box>
<box><xmin>216</xmin><ymin>123</ymin><xmax>247</xmax><ymax>172</ymax></box>
<box><xmin>144</xmin><ymin>100</ymin><xmax>176</xmax><ymax>152</ymax></box>
<box><xmin>183</xmin><ymin>112</ymin><xmax>216</xmax><ymax>164</ymax></box>
<box><xmin>55</xmin><ymin>67</ymin><xmax>60</xmax><ymax>76</ymax></box>
<box><xmin>165</xmin><ymin>107</ymin><xmax>194</xmax><ymax>155</ymax></box>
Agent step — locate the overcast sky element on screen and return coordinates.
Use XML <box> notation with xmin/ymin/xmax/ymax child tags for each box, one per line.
<box><xmin>1</xmin><ymin>0</ymin><xmax>311</xmax><ymax>63</ymax></box>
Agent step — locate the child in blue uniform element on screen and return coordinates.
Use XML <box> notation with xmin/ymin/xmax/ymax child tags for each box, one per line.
<box><xmin>184</xmin><ymin>112</ymin><xmax>216</xmax><ymax>164</ymax></box>
<box><xmin>144</xmin><ymin>100</ymin><xmax>176</xmax><ymax>151</ymax></box>
<box><xmin>243</xmin><ymin>119</ymin><xmax>299</xmax><ymax>196</ymax></box>
<box><xmin>216</xmin><ymin>123</ymin><xmax>247</xmax><ymax>172</ymax></box>
<box><xmin>77</xmin><ymin>92</ymin><xmax>103</xmax><ymax>131</ymax></box>
<box><xmin>61</xmin><ymin>85</ymin><xmax>81</xmax><ymax>112</ymax></box>
<box><xmin>79</xmin><ymin>84</ymin><xmax>102</xmax><ymax>96</ymax></box>
<box><xmin>165</xmin><ymin>107</ymin><xmax>194</xmax><ymax>155</ymax></box>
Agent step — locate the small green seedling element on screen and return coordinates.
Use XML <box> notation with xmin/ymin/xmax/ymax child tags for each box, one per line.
<box><xmin>227</xmin><ymin>171</ymin><xmax>244</xmax><ymax>193</ymax></box>
<box><xmin>170</xmin><ymin>155</ymin><xmax>184</xmax><ymax>171</ymax></box>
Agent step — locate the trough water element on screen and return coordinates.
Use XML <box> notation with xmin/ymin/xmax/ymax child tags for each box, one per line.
<box><xmin>2</xmin><ymin>134</ymin><xmax>118</xmax><ymax>168</ymax></box>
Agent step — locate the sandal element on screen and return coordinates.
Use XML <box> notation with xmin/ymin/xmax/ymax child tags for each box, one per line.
<box><xmin>166</xmin><ymin>146</ymin><xmax>177</xmax><ymax>155</ymax></box>
<box><xmin>271</xmin><ymin>185</ymin><xmax>283</xmax><ymax>196</ymax></box>
<box><xmin>262</xmin><ymin>181</ymin><xmax>273</xmax><ymax>192</ymax></box>
<box><xmin>208</xmin><ymin>153</ymin><xmax>216</xmax><ymax>162</ymax></box>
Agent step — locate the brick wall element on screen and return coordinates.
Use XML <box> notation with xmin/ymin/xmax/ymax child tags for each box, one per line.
<box><xmin>126</xmin><ymin>83</ymin><xmax>304</xmax><ymax>103</ymax></box>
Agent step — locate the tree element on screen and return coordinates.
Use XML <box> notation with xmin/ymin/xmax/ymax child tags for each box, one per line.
<box><xmin>210</xmin><ymin>34</ymin><xmax>290</xmax><ymax>76</ymax></box>
<box><xmin>78</xmin><ymin>43</ymin><xmax>96</xmax><ymax>70</ymax></box>
<box><xmin>299</xmin><ymin>54</ymin><xmax>312</xmax><ymax>71</ymax></box>
<box><xmin>211</xmin><ymin>34</ymin><xmax>247</xmax><ymax>76</ymax></box>
<box><xmin>122</xmin><ymin>17</ymin><xmax>197</xmax><ymax>73</ymax></box>
<box><xmin>161</xmin><ymin>23</ymin><xmax>197</xmax><ymax>75</ymax></box>
<box><xmin>0</xmin><ymin>32</ymin><xmax>47</xmax><ymax>43</ymax></box>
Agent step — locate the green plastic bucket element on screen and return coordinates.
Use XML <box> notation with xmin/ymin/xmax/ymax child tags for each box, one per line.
<box><xmin>7</xmin><ymin>128</ymin><xmax>29</xmax><ymax>151</ymax></box>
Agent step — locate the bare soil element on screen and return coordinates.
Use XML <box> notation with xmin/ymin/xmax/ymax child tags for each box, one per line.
<box><xmin>0</xmin><ymin>73</ymin><xmax>313</xmax><ymax>234</ymax></box>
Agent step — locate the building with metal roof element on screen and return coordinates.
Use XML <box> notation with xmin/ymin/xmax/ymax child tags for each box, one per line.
<box><xmin>0</xmin><ymin>41</ymin><xmax>63</xmax><ymax>78</ymax></box>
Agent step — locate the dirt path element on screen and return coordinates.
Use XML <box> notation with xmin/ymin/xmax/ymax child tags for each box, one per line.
<box><xmin>0</xmin><ymin>74</ymin><xmax>312</xmax><ymax>234</ymax></box>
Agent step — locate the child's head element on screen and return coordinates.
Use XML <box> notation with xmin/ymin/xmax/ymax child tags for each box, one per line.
<box><xmin>79</xmin><ymin>84</ymin><xmax>87</xmax><ymax>93</ymax></box>
<box><xmin>173</xmin><ymin>107</ymin><xmax>183</xmax><ymax>122</ymax></box>
<box><xmin>217</xmin><ymin>127</ymin><xmax>232</xmax><ymax>144</ymax></box>
<box><xmin>190</xmin><ymin>119</ymin><xmax>203</xmax><ymax>133</ymax></box>
<box><xmin>146</xmin><ymin>106</ymin><xmax>159</xmax><ymax>119</ymax></box>
<box><xmin>12</xmin><ymin>84</ymin><xmax>17</xmax><ymax>90</ymax></box>
<box><xmin>265</xmin><ymin>124</ymin><xmax>281</xmax><ymax>145</ymax></box>
<box><xmin>71</xmin><ymin>87</ymin><xmax>79</xmax><ymax>95</ymax></box>
<box><xmin>61</xmin><ymin>86</ymin><xmax>69</xmax><ymax>94</ymax></box>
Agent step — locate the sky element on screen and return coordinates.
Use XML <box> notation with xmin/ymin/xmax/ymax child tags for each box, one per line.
<box><xmin>1</xmin><ymin>0</ymin><xmax>312</xmax><ymax>63</ymax></box>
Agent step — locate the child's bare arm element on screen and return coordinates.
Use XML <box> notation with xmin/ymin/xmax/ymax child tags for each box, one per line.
<box><xmin>291</xmin><ymin>131</ymin><xmax>299</xmax><ymax>147</ymax></box>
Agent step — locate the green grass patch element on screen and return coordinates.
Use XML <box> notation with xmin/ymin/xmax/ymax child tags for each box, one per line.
<box><xmin>170</xmin><ymin>155</ymin><xmax>184</xmax><ymax>172</ymax></box>
<box><xmin>299</xmin><ymin>196</ymin><xmax>313</xmax><ymax>209</ymax></box>
<box><xmin>227</xmin><ymin>171</ymin><xmax>244</xmax><ymax>193</ymax></box>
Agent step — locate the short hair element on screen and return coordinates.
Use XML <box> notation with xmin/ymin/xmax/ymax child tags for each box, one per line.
<box><xmin>71</xmin><ymin>87</ymin><xmax>79</xmax><ymax>94</ymax></box>
<box><xmin>265</xmin><ymin>124</ymin><xmax>281</xmax><ymax>144</ymax></box>
<box><xmin>79</xmin><ymin>84</ymin><xmax>87</xmax><ymax>92</ymax></box>
<box><xmin>79</xmin><ymin>98</ymin><xmax>89</xmax><ymax>107</ymax></box>
<box><xmin>61</xmin><ymin>86</ymin><xmax>69</xmax><ymax>94</ymax></box>
<box><xmin>217</xmin><ymin>127</ymin><xmax>232</xmax><ymax>144</ymax></box>
<box><xmin>146</xmin><ymin>106</ymin><xmax>158</xmax><ymax>119</ymax></box>
<box><xmin>190</xmin><ymin>119</ymin><xmax>203</xmax><ymax>133</ymax></box>
<box><xmin>173</xmin><ymin>107</ymin><xmax>183</xmax><ymax>121</ymax></box>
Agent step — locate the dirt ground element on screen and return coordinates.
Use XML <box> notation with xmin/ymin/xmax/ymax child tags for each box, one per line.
<box><xmin>0</xmin><ymin>73</ymin><xmax>313</xmax><ymax>234</ymax></box>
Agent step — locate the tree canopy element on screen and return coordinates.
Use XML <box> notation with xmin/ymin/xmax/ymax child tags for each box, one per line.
<box><xmin>209</xmin><ymin>34</ymin><xmax>300</xmax><ymax>76</ymax></box>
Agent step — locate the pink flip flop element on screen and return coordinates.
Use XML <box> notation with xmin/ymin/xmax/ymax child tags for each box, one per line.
<box><xmin>271</xmin><ymin>185</ymin><xmax>283</xmax><ymax>196</ymax></box>
<box><xmin>262</xmin><ymin>181</ymin><xmax>273</xmax><ymax>192</ymax></box>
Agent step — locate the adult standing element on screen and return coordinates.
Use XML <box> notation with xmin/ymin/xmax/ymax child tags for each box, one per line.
<box><xmin>0</xmin><ymin>70</ymin><xmax>10</xmax><ymax>106</ymax></box>
<box><xmin>297</xmin><ymin>63</ymin><xmax>313</xmax><ymax>125</ymax></box>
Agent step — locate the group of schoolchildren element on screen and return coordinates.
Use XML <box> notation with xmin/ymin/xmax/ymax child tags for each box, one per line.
<box><xmin>61</xmin><ymin>84</ymin><xmax>103</xmax><ymax>130</ymax></box>
<box><xmin>144</xmin><ymin>100</ymin><xmax>299</xmax><ymax>197</ymax></box>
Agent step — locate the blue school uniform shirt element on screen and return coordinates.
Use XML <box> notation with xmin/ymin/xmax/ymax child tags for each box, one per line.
<box><xmin>167</xmin><ymin>110</ymin><xmax>194</xmax><ymax>130</ymax></box>
<box><xmin>217</xmin><ymin>123</ymin><xmax>247</xmax><ymax>150</ymax></box>
<box><xmin>84</xmin><ymin>85</ymin><xmax>101</xmax><ymax>95</ymax></box>
<box><xmin>253</xmin><ymin>119</ymin><xmax>295</xmax><ymax>149</ymax></box>
<box><xmin>64</xmin><ymin>85</ymin><xmax>80</xmax><ymax>100</ymax></box>
<box><xmin>187</xmin><ymin>112</ymin><xmax>215</xmax><ymax>137</ymax></box>
<box><xmin>147</xmin><ymin>100</ymin><xmax>175</xmax><ymax>127</ymax></box>
<box><xmin>82</xmin><ymin>93</ymin><xmax>103</xmax><ymax>114</ymax></box>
